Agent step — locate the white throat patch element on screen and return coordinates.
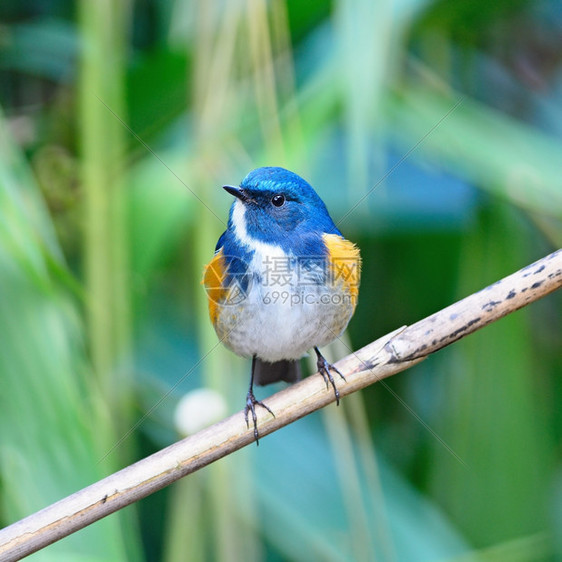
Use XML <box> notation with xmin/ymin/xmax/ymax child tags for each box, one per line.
<box><xmin>231</xmin><ymin>199</ymin><xmax>286</xmax><ymax>256</ymax></box>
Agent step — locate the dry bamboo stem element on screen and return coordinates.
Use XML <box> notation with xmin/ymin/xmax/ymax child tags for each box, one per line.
<box><xmin>0</xmin><ymin>248</ymin><xmax>560</xmax><ymax>561</ymax></box>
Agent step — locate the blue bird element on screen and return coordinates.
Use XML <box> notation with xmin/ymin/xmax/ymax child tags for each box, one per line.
<box><xmin>203</xmin><ymin>167</ymin><xmax>361</xmax><ymax>442</ymax></box>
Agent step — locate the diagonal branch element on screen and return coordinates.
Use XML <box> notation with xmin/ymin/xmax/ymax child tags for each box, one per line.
<box><xmin>0</xmin><ymin>249</ymin><xmax>560</xmax><ymax>561</ymax></box>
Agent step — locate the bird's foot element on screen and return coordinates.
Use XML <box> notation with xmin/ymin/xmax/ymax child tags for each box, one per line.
<box><xmin>315</xmin><ymin>349</ymin><xmax>346</xmax><ymax>406</ymax></box>
<box><xmin>244</xmin><ymin>389</ymin><xmax>275</xmax><ymax>445</ymax></box>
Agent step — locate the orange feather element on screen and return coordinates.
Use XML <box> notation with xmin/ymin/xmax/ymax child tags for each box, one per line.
<box><xmin>322</xmin><ymin>233</ymin><xmax>362</xmax><ymax>308</ymax></box>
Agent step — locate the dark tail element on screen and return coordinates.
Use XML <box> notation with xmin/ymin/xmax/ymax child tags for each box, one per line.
<box><xmin>254</xmin><ymin>358</ymin><xmax>301</xmax><ymax>386</ymax></box>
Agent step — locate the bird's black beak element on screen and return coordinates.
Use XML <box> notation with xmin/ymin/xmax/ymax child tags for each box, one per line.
<box><xmin>223</xmin><ymin>185</ymin><xmax>249</xmax><ymax>202</ymax></box>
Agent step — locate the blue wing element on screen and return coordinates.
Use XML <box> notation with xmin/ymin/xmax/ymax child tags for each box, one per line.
<box><xmin>214</xmin><ymin>231</ymin><xmax>227</xmax><ymax>253</ymax></box>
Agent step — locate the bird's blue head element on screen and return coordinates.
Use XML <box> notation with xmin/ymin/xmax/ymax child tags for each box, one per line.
<box><xmin>224</xmin><ymin>167</ymin><xmax>340</xmax><ymax>249</ymax></box>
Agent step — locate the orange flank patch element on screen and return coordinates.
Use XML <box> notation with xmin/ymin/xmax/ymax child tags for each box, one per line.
<box><xmin>202</xmin><ymin>248</ymin><xmax>227</xmax><ymax>324</ymax></box>
<box><xmin>322</xmin><ymin>233</ymin><xmax>362</xmax><ymax>306</ymax></box>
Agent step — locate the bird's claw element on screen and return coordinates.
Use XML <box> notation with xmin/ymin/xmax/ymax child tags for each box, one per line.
<box><xmin>316</xmin><ymin>352</ymin><xmax>346</xmax><ymax>406</ymax></box>
<box><xmin>244</xmin><ymin>390</ymin><xmax>275</xmax><ymax>445</ymax></box>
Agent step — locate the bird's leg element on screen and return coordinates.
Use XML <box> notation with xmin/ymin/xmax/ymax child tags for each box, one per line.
<box><xmin>245</xmin><ymin>355</ymin><xmax>275</xmax><ymax>445</ymax></box>
<box><xmin>314</xmin><ymin>347</ymin><xmax>346</xmax><ymax>406</ymax></box>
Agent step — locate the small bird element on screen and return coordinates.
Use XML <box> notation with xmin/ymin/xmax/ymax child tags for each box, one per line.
<box><xmin>203</xmin><ymin>167</ymin><xmax>361</xmax><ymax>443</ymax></box>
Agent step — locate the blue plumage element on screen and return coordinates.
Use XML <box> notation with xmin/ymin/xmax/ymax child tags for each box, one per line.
<box><xmin>234</xmin><ymin>167</ymin><xmax>341</xmax><ymax>251</ymax></box>
<box><xmin>215</xmin><ymin>167</ymin><xmax>342</xmax><ymax>290</ymax></box>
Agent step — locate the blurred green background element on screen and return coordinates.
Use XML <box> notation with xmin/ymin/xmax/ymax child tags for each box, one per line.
<box><xmin>1</xmin><ymin>0</ymin><xmax>561</xmax><ymax>560</ymax></box>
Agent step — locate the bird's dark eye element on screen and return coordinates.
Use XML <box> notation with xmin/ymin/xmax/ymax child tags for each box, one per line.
<box><xmin>271</xmin><ymin>194</ymin><xmax>285</xmax><ymax>207</ymax></box>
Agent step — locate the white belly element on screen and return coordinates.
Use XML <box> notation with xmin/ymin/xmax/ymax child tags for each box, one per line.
<box><xmin>215</xmin><ymin>250</ymin><xmax>355</xmax><ymax>361</ymax></box>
